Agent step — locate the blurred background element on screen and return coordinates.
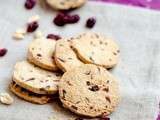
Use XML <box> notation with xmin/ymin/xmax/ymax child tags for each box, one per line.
<box><xmin>95</xmin><ymin>0</ymin><xmax>160</xmax><ymax>10</ymax></box>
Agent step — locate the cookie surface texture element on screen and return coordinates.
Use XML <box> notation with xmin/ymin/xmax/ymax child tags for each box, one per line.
<box><xmin>71</xmin><ymin>32</ymin><xmax>120</xmax><ymax>68</ymax></box>
<box><xmin>46</xmin><ymin>0</ymin><xmax>87</xmax><ymax>10</ymax></box>
<box><xmin>59</xmin><ymin>64</ymin><xmax>120</xmax><ymax>117</ymax></box>
<box><xmin>12</xmin><ymin>61</ymin><xmax>61</xmax><ymax>94</ymax></box>
<box><xmin>28</xmin><ymin>38</ymin><xmax>58</xmax><ymax>71</ymax></box>
<box><xmin>54</xmin><ymin>39</ymin><xmax>83</xmax><ymax>72</ymax></box>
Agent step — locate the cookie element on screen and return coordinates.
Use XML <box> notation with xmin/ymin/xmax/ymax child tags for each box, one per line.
<box><xmin>46</xmin><ymin>0</ymin><xmax>87</xmax><ymax>10</ymax></box>
<box><xmin>27</xmin><ymin>38</ymin><xmax>58</xmax><ymax>71</ymax></box>
<box><xmin>71</xmin><ymin>32</ymin><xmax>120</xmax><ymax>68</ymax></box>
<box><xmin>12</xmin><ymin>61</ymin><xmax>61</xmax><ymax>94</ymax></box>
<box><xmin>10</xmin><ymin>81</ymin><xmax>52</xmax><ymax>104</ymax></box>
<box><xmin>54</xmin><ymin>39</ymin><xmax>84</xmax><ymax>72</ymax></box>
<box><xmin>59</xmin><ymin>64</ymin><xmax>120</xmax><ymax>117</ymax></box>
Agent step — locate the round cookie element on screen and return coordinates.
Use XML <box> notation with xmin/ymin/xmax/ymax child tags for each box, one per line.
<box><xmin>59</xmin><ymin>64</ymin><xmax>120</xmax><ymax>117</ymax></box>
<box><xmin>46</xmin><ymin>0</ymin><xmax>87</xmax><ymax>10</ymax></box>
<box><xmin>54</xmin><ymin>39</ymin><xmax>84</xmax><ymax>72</ymax></box>
<box><xmin>71</xmin><ymin>32</ymin><xmax>120</xmax><ymax>69</ymax></box>
<box><xmin>12</xmin><ymin>61</ymin><xmax>61</xmax><ymax>94</ymax></box>
<box><xmin>28</xmin><ymin>38</ymin><xmax>58</xmax><ymax>71</ymax></box>
<box><xmin>10</xmin><ymin>81</ymin><xmax>52</xmax><ymax>104</ymax></box>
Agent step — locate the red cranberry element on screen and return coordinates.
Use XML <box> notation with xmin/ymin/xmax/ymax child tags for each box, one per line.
<box><xmin>67</xmin><ymin>14</ymin><xmax>80</xmax><ymax>24</ymax></box>
<box><xmin>53</xmin><ymin>13</ymin><xmax>66</xmax><ymax>26</ymax></box>
<box><xmin>25</xmin><ymin>0</ymin><xmax>36</xmax><ymax>10</ymax></box>
<box><xmin>47</xmin><ymin>34</ymin><xmax>61</xmax><ymax>40</ymax></box>
<box><xmin>53</xmin><ymin>12</ymin><xmax>80</xmax><ymax>26</ymax></box>
<box><xmin>89</xmin><ymin>85</ymin><xmax>99</xmax><ymax>91</ymax></box>
<box><xmin>63</xmin><ymin>15</ymin><xmax>70</xmax><ymax>23</ymax></box>
<box><xmin>0</xmin><ymin>48</ymin><xmax>7</xmax><ymax>57</ymax></box>
<box><xmin>86</xmin><ymin>17</ymin><xmax>96</xmax><ymax>28</ymax></box>
<box><xmin>27</xmin><ymin>21</ymin><xmax>39</xmax><ymax>33</ymax></box>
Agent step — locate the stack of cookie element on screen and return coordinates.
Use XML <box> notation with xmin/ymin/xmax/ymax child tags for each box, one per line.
<box><xmin>10</xmin><ymin>38</ymin><xmax>62</xmax><ymax>104</ymax></box>
<box><xmin>10</xmin><ymin>32</ymin><xmax>120</xmax><ymax>117</ymax></box>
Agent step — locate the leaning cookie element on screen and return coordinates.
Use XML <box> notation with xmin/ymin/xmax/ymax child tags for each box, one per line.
<box><xmin>27</xmin><ymin>38</ymin><xmax>58</xmax><ymax>71</ymax></box>
<box><xmin>46</xmin><ymin>0</ymin><xmax>87</xmax><ymax>10</ymax></box>
<box><xmin>71</xmin><ymin>32</ymin><xmax>120</xmax><ymax>69</ymax></box>
<box><xmin>59</xmin><ymin>64</ymin><xmax>120</xmax><ymax>117</ymax></box>
<box><xmin>10</xmin><ymin>81</ymin><xmax>52</xmax><ymax>104</ymax></box>
<box><xmin>54</xmin><ymin>39</ymin><xmax>84</xmax><ymax>72</ymax></box>
<box><xmin>12</xmin><ymin>61</ymin><xmax>61</xmax><ymax>94</ymax></box>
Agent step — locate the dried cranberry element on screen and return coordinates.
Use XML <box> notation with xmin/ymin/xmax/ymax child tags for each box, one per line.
<box><xmin>24</xmin><ymin>0</ymin><xmax>36</xmax><ymax>10</ymax></box>
<box><xmin>67</xmin><ymin>14</ymin><xmax>80</xmax><ymax>24</ymax></box>
<box><xmin>27</xmin><ymin>21</ymin><xmax>39</xmax><ymax>33</ymax></box>
<box><xmin>86</xmin><ymin>17</ymin><xmax>96</xmax><ymax>28</ymax></box>
<box><xmin>63</xmin><ymin>15</ymin><xmax>70</xmax><ymax>23</ymax></box>
<box><xmin>53</xmin><ymin>13</ymin><xmax>66</xmax><ymax>26</ymax></box>
<box><xmin>53</xmin><ymin>12</ymin><xmax>80</xmax><ymax>26</ymax></box>
<box><xmin>47</xmin><ymin>34</ymin><xmax>61</xmax><ymax>40</ymax></box>
<box><xmin>0</xmin><ymin>48</ymin><xmax>7</xmax><ymax>57</ymax></box>
<box><xmin>89</xmin><ymin>85</ymin><xmax>99</xmax><ymax>91</ymax></box>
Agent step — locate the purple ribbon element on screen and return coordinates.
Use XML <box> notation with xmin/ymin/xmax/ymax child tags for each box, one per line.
<box><xmin>94</xmin><ymin>0</ymin><xmax>160</xmax><ymax>10</ymax></box>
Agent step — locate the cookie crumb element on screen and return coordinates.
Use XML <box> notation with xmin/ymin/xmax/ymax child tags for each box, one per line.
<box><xmin>13</xmin><ymin>28</ymin><xmax>26</xmax><ymax>40</ymax></box>
<box><xmin>28</xmin><ymin>15</ymin><xmax>40</xmax><ymax>23</ymax></box>
<box><xmin>0</xmin><ymin>93</ymin><xmax>14</xmax><ymax>105</ymax></box>
<box><xmin>13</xmin><ymin>34</ymin><xmax>25</xmax><ymax>40</ymax></box>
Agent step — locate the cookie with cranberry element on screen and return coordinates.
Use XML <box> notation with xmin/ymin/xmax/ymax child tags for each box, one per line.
<box><xmin>59</xmin><ymin>64</ymin><xmax>120</xmax><ymax>117</ymax></box>
<box><xmin>10</xmin><ymin>81</ymin><xmax>52</xmax><ymax>104</ymax></box>
<box><xmin>28</xmin><ymin>38</ymin><xmax>58</xmax><ymax>71</ymax></box>
<box><xmin>54</xmin><ymin>39</ymin><xmax>83</xmax><ymax>72</ymax></box>
<box><xmin>12</xmin><ymin>61</ymin><xmax>61</xmax><ymax>94</ymax></box>
<box><xmin>46</xmin><ymin>0</ymin><xmax>87</xmax><ymax>10</ymax></box>
<box><xmin>71</xmin><ymin>32</ymin><xmax>120</xmax><ymax>69</ymax></box>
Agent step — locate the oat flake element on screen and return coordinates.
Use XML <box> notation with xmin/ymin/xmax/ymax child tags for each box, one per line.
<box><xmin>0</xmin><ymin>93</ymin><xmax>14</xmax><ymax>105</ymax></box>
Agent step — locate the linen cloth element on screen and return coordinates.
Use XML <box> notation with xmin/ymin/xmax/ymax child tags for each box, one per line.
<box><xmin>0</xmin><ymin>1</ymin><xmax>160</xmax><ymax>120</ymax></box>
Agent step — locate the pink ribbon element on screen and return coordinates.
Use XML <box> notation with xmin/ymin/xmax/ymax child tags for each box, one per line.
<box><xmin>94</xmin><ymin>0</ymin><xmax>160</xmax><ymax>10</ymax></box>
